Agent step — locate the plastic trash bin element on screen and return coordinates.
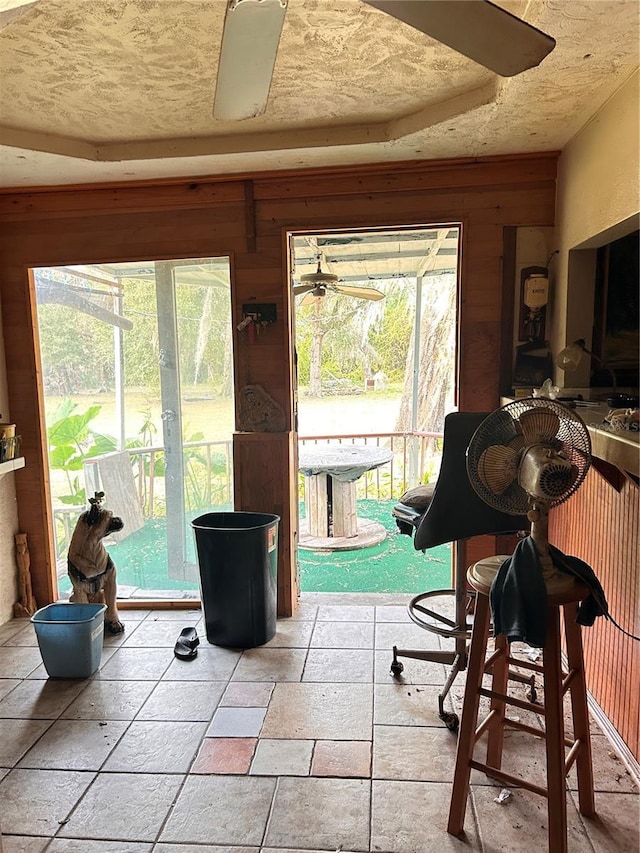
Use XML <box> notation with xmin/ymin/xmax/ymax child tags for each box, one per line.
<box><xmin>191</xmin><ymin>511</ymin><xmax>279</xmax><ymax>648</ymax></box>
<box><xmin>31</xmin><ymin>602</ymin><xmax>106</xmax><ymax>678</ymax></box>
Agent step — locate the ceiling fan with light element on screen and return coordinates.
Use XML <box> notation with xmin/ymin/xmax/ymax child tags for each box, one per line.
<box><xmin>293</xmin><ymin>257</ymin><xmax>385</xmax><ymax>303</ymax></box>
<box><xmin>214</xmin><ymin>0</ymin><xmax>556</xmax><ymax>121</ymax></box>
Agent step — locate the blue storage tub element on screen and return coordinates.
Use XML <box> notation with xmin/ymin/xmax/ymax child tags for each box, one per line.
<box><xmin>31</xmin><ymin>603</ymin><xmax>106</xmax><ymax>678</ymax></box>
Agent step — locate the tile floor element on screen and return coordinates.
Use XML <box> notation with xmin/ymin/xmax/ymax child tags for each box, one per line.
<box><xmin>0</xmin><ymin>593</ymin><xmax>638</xmax><ymax>852</ymax></box>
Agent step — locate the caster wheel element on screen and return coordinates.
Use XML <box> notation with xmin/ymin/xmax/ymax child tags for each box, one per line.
<box><xmin>440</xmin><ymin>711</ymin><xmax>459</xmax><ymax>733</ymax></box>
<box><xmin>390</xmin><ymin>660</ymin><xmax>404</xmax><ymax>678</ymax></box>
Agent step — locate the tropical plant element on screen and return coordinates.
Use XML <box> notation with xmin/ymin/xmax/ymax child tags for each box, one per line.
<box><xmin>47</xmin><ymin>400</ymin><xmax>117</xmax><ymax>505</ymax></box>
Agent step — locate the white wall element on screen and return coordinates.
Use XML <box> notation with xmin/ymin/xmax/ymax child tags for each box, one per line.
<box><xmin>0</xmin><ymin>300</ymin><xmax>20</xmax><ymax>625</ymax></box>
<box><xmin>552</xmin><ymin>71</ymin><xmax>640</xmax><ymax>388</ymax></box>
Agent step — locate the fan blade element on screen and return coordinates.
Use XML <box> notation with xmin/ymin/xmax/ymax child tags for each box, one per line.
<box><xmin>300</xmin><ymin>291</ymin><xmax>320</xmax><ymax>307</ymax></box>
<box><xmin>214</xmin><ymin>0</ymin><xmax>287</xmax><ymax>121</ymax></box>
<box><xmin>477</xmin><ymin>444</ymin><xmax>520</xmax><ymax>495</ymax></box>
<box><xmin>293</xmin><ymin>283</ymin><xmax>315</xmax><ymax>296</ymax></box>
<box><xmin>517</xmin><ymin>408</ymin><xmax>560</xmax><ymax>445</ymax></box>
<box><xmin>333</xmin><ymin>285</ymin><xmax>385</xmax><ymax>301</ymax></box>
<box><xmin>364</xmin><ymin>0</ymin><xmax>555</xmax><ymax>77</ymax></box>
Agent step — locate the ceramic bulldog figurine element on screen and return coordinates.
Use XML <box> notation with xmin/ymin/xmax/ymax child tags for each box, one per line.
<box><xmin>67</xmin><ymin>492</ymin><xmax>124</xmax><ymax>634</ymax></box>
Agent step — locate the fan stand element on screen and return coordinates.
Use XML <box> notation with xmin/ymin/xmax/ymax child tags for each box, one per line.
<box><xmin>470</xmin><ymin>500</ymin><xmax>579</xmax><ymax>595</ymax></box>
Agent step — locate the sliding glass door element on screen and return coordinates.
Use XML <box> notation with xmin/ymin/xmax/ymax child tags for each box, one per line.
<box><xmin>33</xmin><ymin>257</ymin><xmax>234</xmax><ymax>600</ymax></box>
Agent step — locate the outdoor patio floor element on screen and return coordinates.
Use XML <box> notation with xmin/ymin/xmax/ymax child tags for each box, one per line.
<box><xmin>58</xmin><ymin>500</ymin><xmax>451</xmax><ymax>600</ymax></box>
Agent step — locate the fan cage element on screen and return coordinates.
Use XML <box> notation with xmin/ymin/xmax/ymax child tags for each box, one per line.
<box><xmin>466</xmin><ymin>398</ymin><xmax>592</xmax><ymax>515</ymax></box>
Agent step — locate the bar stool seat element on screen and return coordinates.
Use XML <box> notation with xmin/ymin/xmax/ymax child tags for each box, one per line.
<box><xmin>447</xmin><ymin>557</ymin><xmax>596</xmax><ymax>853</ymax></box>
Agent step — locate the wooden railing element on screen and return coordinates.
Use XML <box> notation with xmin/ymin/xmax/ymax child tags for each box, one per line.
<box><xmin>52</xmin><ymin>430</ymin><xmax>442</xmax><ymax>564</ymax></box>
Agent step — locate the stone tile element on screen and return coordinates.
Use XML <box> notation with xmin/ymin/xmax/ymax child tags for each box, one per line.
<box><xmin>264</xmin><ymin>619</ymin><xmax>314</xmax><ymax>648</ymax></box>
<box><xmin>0</xmin><ymin>647</ymin><xmax>44</xmax><ymax>679</ymax></box>
<box><xmin>373</xmin><ymin>724</ymin><xmax>459</xmax><ymax>782</ymax></box>
<box><xmin>58</xmin><ymin>772</ymin><xmax>183</xmax><ymax>842</ymax></box>
<box><xmin>472</xmin><ymin>783</ymin><xmax>593</xmax><ymax>851</ymax></box>
<box><xmin>103</xmin><ymin>720</ymin><xmax>207</xmax><ymax>773</ymax></box>
<box><xmin>302</xmin><ymin>648</ymin><xmax>373</xmax><ymax>682</ymax></box>
<box><xmin>220</xmin><ymin>681</ymin><xmax>274</xmax><ymax>707</ymax></box>
<box><xmin>137</xmin><ymin>679</ymin><xmax>226</xmax><ymax>721</ymax></box>
<box><xmin>310</xmin><ymin>621</ymin><xmax>374</xmax><ymax>649</ymax></box>
<box><xmin>0</xmin><ymin>621</ymin><xmax>26</xmax><ymax>644</ymax></box>
<box><xmin>285</xmin><ymin>602</ymin><xmax>318</xmax><ymax>621</ymax></box>
<box><xmin>317</xmin><ymin>604</ymin><xmax>375</xmax><ymax>622</ymax></box>
<box><xmin>162</xmin><ymin>646</ymin><xmax>240</xmax><ymax>681</ymax></box>
<box><xmin>265</xmin><ymin>777</ymin><xmax>370</xmax><ymax>850</ymax></box>
<box><xmin>231</xmin><ymin>648</ymin><xmax>307</xmax><ymax>682</ymax></box>
<box><xmin>374</xmin><ymin>682</ymin><xmax>449</xmax><ymax>726</ymax></box>
<box><xmin>374</xmin><ymin>649</ymin><xmax>447</xmax><ymax>685</ymax></box>
<box><xmin>18</xmin><ymin>719</ymin><xmax>128</xmax><ymax>770</ymax></box>
<box><xmin>375</xmin><ymin>621</ymin><xmax>437</xmax><ymax>652</ymax></box>
<box><xmin>206</xmin><ymin>706</ymin><xmax>267</xmax><ymax>737</ymax></box>
<box><xmin>311</xmin><ymin>740</ymin><xmax>371</xmax><ymax>778</ymax></box>
<box><xmin>144</xmin><ymin>608</ymin><xmax>203</xmax><ymax>621</ymax></box>
<box><xmin>61</xmin><ymin>679</ymin><xmax>155</xmax><ymax>720</ymax></box>
<box><xmin>0</xmin><ymin>768</ymin><xmax>95</xmax><ymax>836</ymax></box>
<box><xmin>0</xmin><ymin>718</ymin><xmax>53</xmax><ymax>766</ymax></box>
<box><xmin>372</xmin><ymin>779</ymin><xmax>480</xmax><ymax>851</ymax></box>
<box><xmin>0</xmin><ymin>678</ymin><xmax>19</xmax><ymax>701</ymax></box>
<box><xmin>375</xmin><ymin>605</ymin><xmax>412</xmax><ymax>622</ymax></box>
<box><xmin>262</xmin><ymin>683</ymin><xmax>372</xmax><ymax>740</ymax></box>
<box><xmin>160</xmin><ymin>775</ymin><xmax>276</xmax><ymax>845</ymax></box>
<box><xmin>0</xmin><ymin>837</ymin><xmax>49</xmax><ymax>853</ymax></box>
<box><xmin>47</xmin><ymin>841</ymin><xmax>152</xmax><ymax>852</ymax></box>
<box><xmin>250</xmin><ymin>738</ymin><xmax>313</xmax><ymax>775</ymax></box>
<box><xmin>0</xmin><ymin>678</ymin><xmax>87</xmax><ymax>719</ymax></box>
<box><xmin>568</xmin><ymin>733</ymin><xmax>640</xmax><ymax>794</ymax></box>
<box><xmin>95</xmin><ymin>647</ymin><xmax>172</xmax><ymax>680</ymax></box>
<box><xmin>191</xmin><ymin>737</ymin><xmax>256</xmax><ymax>774</ymax></box>
<box><xmin>121</xmin><ymin>618</ymin><xmax>194</xmax><ymax>647</ymax></box>
<box><xmin>155</xmin><ymin>846</ymin><xmax>257</xmax><ymax>853</ymax></box>
<box><xmin>3</xmin><ymin>622</ymin><xmax>38</xmax><ymax>646</ymax></box>
<box><xmin>573</xmin><ymin>790</ymin><xmax>640</xmax><ymax>852</ymax></box>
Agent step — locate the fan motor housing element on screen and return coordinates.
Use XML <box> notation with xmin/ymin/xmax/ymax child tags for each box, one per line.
<box><xmin>518</xmin><ymin>445</ymin><xmax>576</xmax><ymax>501</ymax></box>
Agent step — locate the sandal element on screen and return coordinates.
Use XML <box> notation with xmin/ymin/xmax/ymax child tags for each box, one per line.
<box><xmin>174</xmin><ymin>626</ymin><xmax>200</xmax><ymax>660</ymax></box>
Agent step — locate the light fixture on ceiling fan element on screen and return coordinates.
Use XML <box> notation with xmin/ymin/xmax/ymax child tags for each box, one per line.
<box><xmin>293</xmin><ymin>257</ymin><xmax>385</xmax><ymax>302</ymax></box>
<box><xmin>213</xmin><ymin>0</ymin><xmax>556</xmax><ymax>121</ymax></box>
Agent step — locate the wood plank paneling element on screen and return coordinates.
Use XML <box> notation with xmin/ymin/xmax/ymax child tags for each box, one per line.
<box><xmin>0</xmin><ymin>154</ymin><xmax>558</xmax><ymax>628</ymax></box>
<box><xmin>550</xmin><ymin>470</ymin><xmax>640</xmax><ymax>762</ymax></box>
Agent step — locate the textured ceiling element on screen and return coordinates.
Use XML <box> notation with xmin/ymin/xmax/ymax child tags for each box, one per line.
<box><xmin>0</xmin><ymin>0</ymin><xmax>638</xmax><ymax>188</ymax></box>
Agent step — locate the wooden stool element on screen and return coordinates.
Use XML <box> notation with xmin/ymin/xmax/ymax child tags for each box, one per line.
<box><xmin>447</xmin><ymin>561</ymin><xmax>596</xmax><ymax>853</ymax></box>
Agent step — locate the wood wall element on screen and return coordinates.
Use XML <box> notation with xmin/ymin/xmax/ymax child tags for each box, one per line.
<box><xmin>0</xmin><ymin>154</ymin><xmax>558</xmax><ymax>620</ymax></box>
<box><xmin>550</xmin><ymin>469</ymin><xmax>640</xmax><ymax>764</ymax></box>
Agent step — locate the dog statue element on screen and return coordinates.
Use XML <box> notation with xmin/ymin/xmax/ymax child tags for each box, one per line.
<box><xmin>67</xmin><ymin>492</ymin><xmax>125</xmax><ymax>634</ymax></box>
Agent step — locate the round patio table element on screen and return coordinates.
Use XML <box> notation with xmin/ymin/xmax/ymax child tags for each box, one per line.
<box><xmin>298</xmin><ymin>444</ymin><xmax>393</xmax><ymax>551</ymax></box>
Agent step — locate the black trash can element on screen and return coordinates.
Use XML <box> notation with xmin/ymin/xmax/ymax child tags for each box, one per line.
<box><xmin>191</xmin><ymin>511</ymin><xmax>279</xmax><ymax>649</ymax></box>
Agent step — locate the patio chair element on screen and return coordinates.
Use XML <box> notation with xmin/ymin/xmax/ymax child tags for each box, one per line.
<box><xmin>390</xmin><ymin>411</ymin><xmax>530</xmax><ymax>731</ymax></box>
<box><xmin>83</xmin><ymin>451</ymin><xmax>144</xmax><ymax>543</ymax></box>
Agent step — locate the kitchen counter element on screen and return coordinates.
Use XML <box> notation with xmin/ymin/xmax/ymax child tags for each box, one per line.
<box><xmin>501</xmin><ymin>397</ymin><xmax>639</xmax><ymax>477</ymax></box>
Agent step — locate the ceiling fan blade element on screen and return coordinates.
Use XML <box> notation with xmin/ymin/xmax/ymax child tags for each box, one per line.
<box><xmin>364</xmin><ymin>0</ymin><xmax>555</xmax><ymax>77</ymax></box>
<box><xmin>333</xmin><ymin>284</ymin><xmax>385</xmax><ymax>301</ymax></box>
<box><xmin>300</xmin><ymin>291</ymin><xmax>320</xmax><ymax>307</ymax></box>
<box><xmin>214</xmin><ymin>0</ymin><xmax>287</xmax><ymax>121</ymax></box>
<box><xmin>293</xmin><ymin>283</ymin><xmax>315</xmax><ymax>295</ymax></box>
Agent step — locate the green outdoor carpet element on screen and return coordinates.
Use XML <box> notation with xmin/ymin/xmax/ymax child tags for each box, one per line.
<box><xmin>59</xmin><ymin>499</ymin><xmax>451</xmax><ymax>596</ymax></box>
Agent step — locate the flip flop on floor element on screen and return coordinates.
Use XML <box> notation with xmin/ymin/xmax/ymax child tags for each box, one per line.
<box><xmin>174</xmin><ymin>626</ymin><xmax>200</xmax><ymax>660</ymax></box>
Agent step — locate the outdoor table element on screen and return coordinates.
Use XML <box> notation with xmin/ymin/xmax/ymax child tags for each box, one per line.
<box><xmin>298</xmin><ymin>444</ymin><xmax>393</xmax><ymax>550</ymax></box>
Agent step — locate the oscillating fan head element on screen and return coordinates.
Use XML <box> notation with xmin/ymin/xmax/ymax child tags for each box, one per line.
<box><xmin>467</xmin><ymin>398</ymin><xmax>591</xmax><ymax>515</ymax></box>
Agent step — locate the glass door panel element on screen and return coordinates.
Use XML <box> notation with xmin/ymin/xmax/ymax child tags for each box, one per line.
<box><xmin>33</xmin><ymin>257</ymin><xmax>234</xmax><ymax>601</ymax></box>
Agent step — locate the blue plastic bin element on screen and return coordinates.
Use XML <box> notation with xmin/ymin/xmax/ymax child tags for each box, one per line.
<box><xmin>31</xmin><ymin>603</ymin><xmax>106</xmax><ymax>678</ymax></box>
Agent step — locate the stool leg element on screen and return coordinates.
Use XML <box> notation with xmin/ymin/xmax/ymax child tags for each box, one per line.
<box><xmin>447</xmin><ymin>592</ymin><xmax>491</xmax><ymax>836</ymax></box>
<box><xmin>543</xmin><ymin>605</ymin><xmax>568</xmax><ymax>853</ymax></box>
<box><xmin>486</xmin><ymin>632</ymin><xmax>508</xmax><ymax>771</ymax></box>
<box><xmin>563</xmin><ymin>603</ymin><xmax>596</xmax><ymax>817</ymax></box>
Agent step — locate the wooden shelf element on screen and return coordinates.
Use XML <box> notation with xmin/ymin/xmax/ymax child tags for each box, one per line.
<box><xmin>0</xmin><ymin>456</ymin><xmax>25</xmax><ymax>476</ymax></box>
